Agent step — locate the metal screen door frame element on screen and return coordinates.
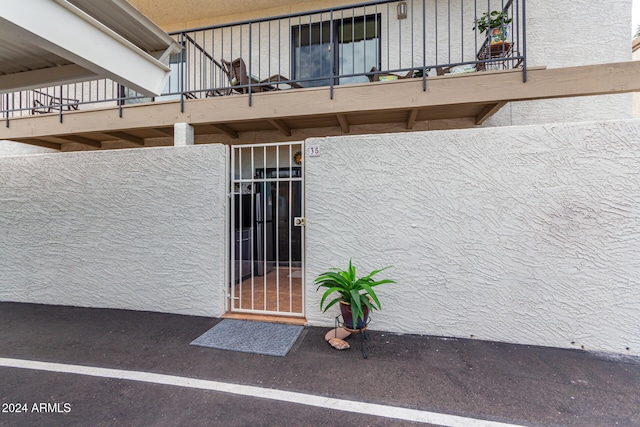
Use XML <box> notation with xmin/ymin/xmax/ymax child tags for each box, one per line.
<box><xmin>229</xmin><ymin>141</ymin><xmax>305</xmax><ymax>317</ymax></box>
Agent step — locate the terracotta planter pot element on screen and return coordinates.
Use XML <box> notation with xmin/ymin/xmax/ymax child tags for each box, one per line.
<box><xmin>340</xmin><ymin>300</ymin><xmax>369</xmax><ymax>330</ymax></box>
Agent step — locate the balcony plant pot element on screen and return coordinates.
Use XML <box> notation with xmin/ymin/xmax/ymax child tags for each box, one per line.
<box><xmin>314</xmin><ymin>259</ymin><xmax>395</xmax><ymax>332</ymax></box>
<box><xmin>473</xmin><ymin>10</ymin><xmax>512</xmax><ymax>45</ymax></box>
<box><xmin>340</xmin><ymin>299</ymin><xmax>370</xmax><ymax>330</ymax></box>
<box><xmin>488</xmin><ymin>24</ymin><xmax>510</xmax><ymax>46</ymax></box>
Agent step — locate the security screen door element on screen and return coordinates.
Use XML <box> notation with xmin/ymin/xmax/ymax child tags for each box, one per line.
<box><xmin>230</xmin><ymin>142</ymin><xmax>305</xmax><ymax>317</ymax></box>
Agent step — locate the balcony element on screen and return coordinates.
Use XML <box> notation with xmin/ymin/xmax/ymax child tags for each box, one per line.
<box><xmin>2</xmin><ymin>0</ymin><xmax>530</xmax><ymax>149</ymax></box>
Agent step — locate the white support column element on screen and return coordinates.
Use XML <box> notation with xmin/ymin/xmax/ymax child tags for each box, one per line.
<box><xmin>174</xmin><ymin>123</ymin><xmax>194</xmax><ymax>146</ymax></box>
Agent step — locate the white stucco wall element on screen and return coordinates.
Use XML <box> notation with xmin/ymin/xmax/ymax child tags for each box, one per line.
<box><xmin>2</xmin><ymin>118</ymin><xmax>638</xmax><ymax>355</ymax></box>
<box><xmin>304</xmin><ymin>119</ymin><xmax>640</xmax><ymax>355</ymax></box>
<box><xmin>633</xmin><ymin>37</ymin><xmax>640</xmax><ymax>118</ymax></box>
<box><xmin>0</xmin><ymin>145</ymin><xmax>228</xmax><ymax>316</ymax></box>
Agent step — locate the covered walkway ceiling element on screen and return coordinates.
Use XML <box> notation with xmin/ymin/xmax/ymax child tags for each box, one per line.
<box><xmin>4</xmin><ymin>61</ymin><xmax>640</xmax><ymax>151</ymax></box>
<box><xmin>128</xmin><ymin>0</ymin><xmax>343</xmax><ymax>32</ymax></box>
<box><xmin>0</xmin><ymin>0</ymin><xmax>181</xmax><ymax>96</ymax></box>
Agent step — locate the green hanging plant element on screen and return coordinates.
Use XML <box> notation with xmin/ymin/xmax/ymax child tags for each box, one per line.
<box><xmin>473</xmin><ymin>10</ymin><xmax>512</xmax><ymax>37</ymax></box>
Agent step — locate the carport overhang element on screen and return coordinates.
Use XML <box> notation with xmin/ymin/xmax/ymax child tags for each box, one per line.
<box><xmin>0</xmin><ymin>0</ymin><xmax>181</xmax><ymax>97</ymax></box>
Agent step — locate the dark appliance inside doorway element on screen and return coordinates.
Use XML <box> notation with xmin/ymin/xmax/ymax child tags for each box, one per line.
<box><xmin>255</xmin><ymin>167</ymin><xmax>302</xmax><ymax>266</ymax></box>
<box><xmin>233</xmin><ymin>193</ymin><xmax>271</xmax><ymax>280</ymax></box>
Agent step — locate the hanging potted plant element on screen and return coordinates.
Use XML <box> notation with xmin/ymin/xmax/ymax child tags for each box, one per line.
<box><xmin>473</xmin><ymin>10</ymin><xmax>512</xmax><ymax>46</ymax></box>
<box><xmin>314</xmin><ymin>259</ymin><xmax>395</xmax><ymax>330</ymax></box>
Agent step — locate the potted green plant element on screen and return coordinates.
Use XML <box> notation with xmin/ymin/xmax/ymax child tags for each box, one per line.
<box><xmin>473</xmin><ymin>10</ymin><xmax>512</xmax><ymax>45</ymax></box>
<box><xmin>314</xmin><ymin>259</ymin><xmax>395</xmax><ymax>330</ymax></box>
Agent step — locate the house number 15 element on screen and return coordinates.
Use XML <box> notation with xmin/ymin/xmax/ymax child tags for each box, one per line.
<box><xmin>308</xmin><ymin>145</ymin><xmax>320</xmax><ymax>157</ymax></box>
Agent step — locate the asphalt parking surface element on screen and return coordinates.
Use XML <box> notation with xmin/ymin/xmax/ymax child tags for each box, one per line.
<box><xmin>1</xmin><ymin>302</ymin><xmax>639</xmax><ymax>426</ymax></box>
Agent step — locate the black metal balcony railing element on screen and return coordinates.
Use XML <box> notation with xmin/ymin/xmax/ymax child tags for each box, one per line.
<box><xmin>1</xmin><ymin>0</ymin><xmax>525</xmax><ymax>124</ymax></box>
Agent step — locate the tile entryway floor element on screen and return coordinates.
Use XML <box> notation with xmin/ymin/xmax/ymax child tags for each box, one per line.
<box><xmin>231</xmin><ymin>267</ymin><xmax>303</xmax><ymax>315</ymax></box>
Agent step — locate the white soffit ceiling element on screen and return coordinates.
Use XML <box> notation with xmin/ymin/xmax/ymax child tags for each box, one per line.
<box><xmin>0</xmin><ymin>0</ymin><xmax>181</xmax><ymax>96</ymax></box>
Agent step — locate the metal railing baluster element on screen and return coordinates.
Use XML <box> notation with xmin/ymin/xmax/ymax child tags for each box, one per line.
<box><xmin>329</xmin><ymin>10</ymin><xmax>334</xmax><ymax>99</ymax></box>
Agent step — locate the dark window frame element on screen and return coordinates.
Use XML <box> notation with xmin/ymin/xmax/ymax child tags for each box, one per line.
<box><xmin>291</xmin><ymin>13</ymin><xmax>381</xmax><ymax>87</ymax></box>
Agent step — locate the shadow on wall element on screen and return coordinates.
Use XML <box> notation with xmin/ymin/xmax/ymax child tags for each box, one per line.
<box><xmin>0</xmin><ymin>140</ymin><xmax>58</xmax><ymax>157</ymax></box>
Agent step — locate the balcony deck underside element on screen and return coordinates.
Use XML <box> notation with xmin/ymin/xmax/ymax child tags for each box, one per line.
<box><xmin>6</xmin><ymin>61</ymin><xmax>640</xmax><ymax>151</ymax></box>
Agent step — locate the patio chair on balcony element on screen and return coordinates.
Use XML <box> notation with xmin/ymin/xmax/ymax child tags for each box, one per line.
<box><xmin>31</xmin><ymin>90</ymin><xmax>79</xmax><ymax>114</ymax></box>
<box><xmin>367</xmin><ymin>67</ymin><xmax>416</xmax><ymax>82</ymax></box>
<box><xmin>221</xmin><ymin>58</ymin><xmax>303</xmax><ymax>94</ymax></box>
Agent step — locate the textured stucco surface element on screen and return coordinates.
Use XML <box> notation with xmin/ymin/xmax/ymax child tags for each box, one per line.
<box><xmin>304</xmin><ymin>120</ymin><xmax>640</xmax><ymax>355</ymax></box>
<box><xmin>2</xmin><ymin>120</ymin><xmax>639</xmax><ymax>355</ymax></box>
<box><xmin>0</xmin><ymin>145</ymin><xmax>228</xmax><ymax>317</ymax></box>
<box><xmin>633</xmin><ymin>38</ymin><xmax>640</xmax><ymax>118</ymax></box>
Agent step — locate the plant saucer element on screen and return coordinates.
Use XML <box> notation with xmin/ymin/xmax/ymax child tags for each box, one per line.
<box><xmin>324</xmin><ymin>327</ymin><xmax>351</xmax><ymax>341</ymax></box>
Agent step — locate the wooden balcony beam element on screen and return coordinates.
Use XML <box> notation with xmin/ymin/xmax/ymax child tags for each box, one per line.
<box><xmin>476</xmin><ymin>102</ymin><xmax>507</xmax><ymax>125</ymax></box>
<box><xmin>152</xmin><ymin>128</ymin><xmax>174</xmax><ymax>137</ymax></box>
<box><xmin>104</xmin><ymin>131</ymin><xmax>145</xmax><ymax>145</ymax></box>
<box><xmin>56</xmin><ymin>134</ymin><xmax>102</xmax><ymax>148</ymax></box>
<box><xmin>406</xmin><ymin>109</ymin><xmax>419</xmax><ymax>130</ymax></box>
<box><xmin>336</xmin><ymin>114</ymin><xmax>350</xmax><ymax>133</ymax></box>
<box><xmin>202</xmin><ymin>124</ymin><xmax>238</xmax><ymax>139</ymax></box>
<box><xmin>268</xmin><ymin>119</ymin><xmax>291</xmax><ymax>136</ymax></box>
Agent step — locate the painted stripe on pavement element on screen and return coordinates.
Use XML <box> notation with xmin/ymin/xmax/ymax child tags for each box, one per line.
<box><xmin>0</xmin><ymin>357</ymin><xmax>525</xmax><ymax>427</ymax></box>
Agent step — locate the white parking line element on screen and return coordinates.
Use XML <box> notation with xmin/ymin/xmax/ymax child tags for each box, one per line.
<box><xmin>0</xmin><ymin>357</ymin><xmax>525</xmax><ymax>427</ymax></box>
